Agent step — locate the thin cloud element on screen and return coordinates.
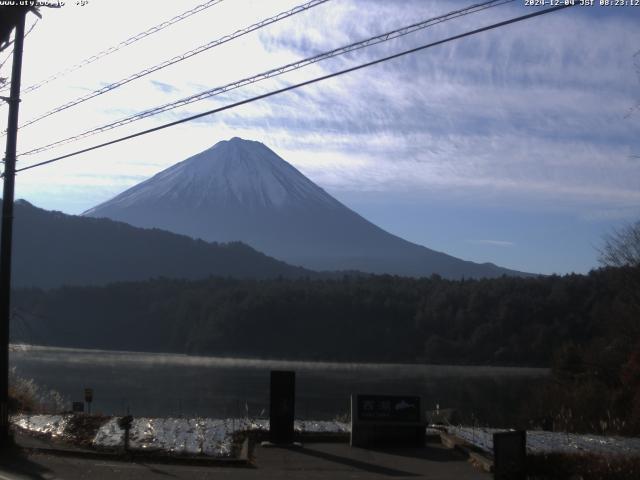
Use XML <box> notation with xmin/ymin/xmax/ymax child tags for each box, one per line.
<box><xmin>467</xmin><ymin>240</ymin><xmax>515</xmax><ymax>247</ymax></box>
<box><xmin>150</xmin><ymin>80</ymin><xmax>178</xmax><ymax>94</ymax></box>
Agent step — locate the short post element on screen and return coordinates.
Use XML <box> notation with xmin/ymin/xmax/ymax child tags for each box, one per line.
<box><xmin>493</xmin><ymin>430</ymin><xmax>527</xmax><ymax>480</ymax></box>
<box><xmin>269</xmin><ymin>370</ymin><xmax>295</xmax><ymax>444</ymax></box>
<box><xmin>84</xmin><ymin>388</ymin><xmax>93</xmax><ymax>415</ymax></box>
<box><xmin>118</xmin><ymin>415</ymin><xmax>133</xmax><ymax>453</ymax></box>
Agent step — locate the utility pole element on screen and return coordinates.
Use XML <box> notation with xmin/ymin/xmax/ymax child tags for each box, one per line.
<box><xmin>0</xmin><ymin>10</ymin><xmax>26</xmax><ymax>447</ymax></box>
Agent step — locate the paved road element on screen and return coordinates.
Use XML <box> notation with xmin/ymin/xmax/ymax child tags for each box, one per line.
<box><xmin>0</xmin><ymin>441</ymin><xmax>489</xmax><ymax>479</ymax></box>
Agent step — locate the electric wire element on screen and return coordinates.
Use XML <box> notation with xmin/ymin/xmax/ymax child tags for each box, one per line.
<box><xmin>13</xmin><ymin>4</ymin><xmax>575</xmax><ymax>174</ymax></box>
<box><xmin>0</xmin><ymin>49</ymin><xmax>12</xmax><ymax>74</ymax></box>
<box><xmin>11</xmin><ymin>0</ymin><xmax>330</xmax><ymax>132</ymax></box>
<box><xmin>18</xmin><ymin>0</ymin><xmax>512</xmax><ymax>157</ymax></box>
<box><xmin>0</xmin><ymin>19</ymin><xmax>38</xmax><ymax>76</ymax></box>
<box><xmin>0</xmin><ymin>0</ymin><xmax>227</xmax><ymax>95</ymax></box>
<box><xmin>0</xmin><ymin>38</ymin><xmax>14</xmax><ymax>54</ymax></box>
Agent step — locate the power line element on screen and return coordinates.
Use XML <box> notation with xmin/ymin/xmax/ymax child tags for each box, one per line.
<box><xmin>11</xmin><ymin>0</ymin><xmax>330</xmax><ymax>132</ymax></box>
<box><xmin>19</xmin><ymin>0</ymin><xmax>513</xmax><ymax>157</ymax></box>
<box><xmin>13</xmin><ymin>3</ymin><xmax>575</xmax><ymax>175</ymax></box>
<box><xmin>0</xmin><ymin>0</ymin><xmax>226</xmax><ymax>95</ymax></box>
<box><xmin>0</xmin><ymin>49</ymin><xmax>12</xmax><ymax>74</ymax></box>
<box><xmin>0</xmin><ymin>19</ymin><xmax>38</xmax><ymax>75</ymax></box>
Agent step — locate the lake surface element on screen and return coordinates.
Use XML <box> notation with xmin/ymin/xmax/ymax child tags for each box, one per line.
<box><xmin>10</xmin><ymin>344</ymin><xmax>549</xmax><ymax>424</ymax></box>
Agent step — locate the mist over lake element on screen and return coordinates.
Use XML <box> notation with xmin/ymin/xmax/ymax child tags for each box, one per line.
<box><xmin>10</xmin><ymin>344</ymin><xmax>548</xmax><ymax>423</ymax></box>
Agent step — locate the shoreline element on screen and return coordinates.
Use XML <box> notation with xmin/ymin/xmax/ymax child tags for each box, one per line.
<box><xmin>9</xmin><ymin>343</ymin><xmax>551</xmax><ymax>376</ymax></box>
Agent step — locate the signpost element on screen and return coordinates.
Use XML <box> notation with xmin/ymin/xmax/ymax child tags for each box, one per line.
<box><xmin>269</xmin><ymin>371</ymin><xmax>295</xmax><ymax>444</ymax></box>
<box><xmin>84</xmin><ymin>388</ymin><xmax>93</xmax><ymax>415</ymax></box>
<box><xmin>350</xmin><ymin>394</ymin><xmax>426</xmax><ymax>448</ymax></box>
<box><xmin>356</xmin><ymin>394</ymin><xmax>421</xmax><ymax>422</ymax></box>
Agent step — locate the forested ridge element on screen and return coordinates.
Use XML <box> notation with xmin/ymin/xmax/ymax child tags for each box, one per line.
<box><xmin>3</xmin><ymin>200</ymin><xmax>316</xmax><ymax>288</ymax></box>
<box><xmin>11</xmin><ymin>266</ymin><xmax>636</xmax><ymax>367</ymax></box>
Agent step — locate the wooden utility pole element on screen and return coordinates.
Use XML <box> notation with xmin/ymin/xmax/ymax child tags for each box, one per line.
<box><xmin>0</xmin><ymin>9</ymin><xmax>26</xmax><ymax>447</ymax></box>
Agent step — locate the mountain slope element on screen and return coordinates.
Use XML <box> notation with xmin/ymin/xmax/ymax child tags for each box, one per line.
<box><xmin>4</xmin><ymin>199</ymin><xmax>312</xmax><ymax>289</ymax></box>
<box><xmin>85</xmin><ymin>137</ymin><xmax>530</xmax><ymax>278</ymax></box>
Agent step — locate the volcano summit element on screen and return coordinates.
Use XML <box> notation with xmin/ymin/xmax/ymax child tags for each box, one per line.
<box><xmin>84</xmin><ymin>137</ymin><xmax>527</xmax><ymax>278</ymax></box>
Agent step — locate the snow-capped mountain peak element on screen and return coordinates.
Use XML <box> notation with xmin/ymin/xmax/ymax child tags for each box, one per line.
<box><xmin>84</xmin><ymin>137</ymin><xmax>528</xmax><ymax>279</ymax></box>
<box><xmin>85</xmin><ymin>138</ymin><xmax>337</xmax><ymax>213</ymax></box>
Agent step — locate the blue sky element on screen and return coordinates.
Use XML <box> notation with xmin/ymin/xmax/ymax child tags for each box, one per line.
<box><xmin>1</xmin><ymin>0</ymin><xmax>639</xmax><ymax>275</ymax></box>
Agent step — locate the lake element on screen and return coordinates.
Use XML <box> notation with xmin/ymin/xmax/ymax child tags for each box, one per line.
<box><xmin>10</xmin><ymin>344</ymin><xmax>549</xmax><ymax>425</ymax></box>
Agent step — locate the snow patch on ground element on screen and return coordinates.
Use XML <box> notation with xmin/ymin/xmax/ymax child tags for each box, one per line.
<box><xmin>92</xmin><ymin>417</ymin><xmax>124</xmax><ymax>448</ymax></box>
<box><xmin>11</xmin><ymin>415</ymin><xmax>349</xmax><ymax>458</ymax></box>
<box><xmin>12</xmin><ymin>414</ymin><xmax>69</xmax><ymax>439</ymax></box>
<box><xmin>21</xmin><ymin>415</ymin><xmax>639</xmax><ymax>459</ymax></box>
<box><xmin>448</xmin><ymin>426</ymin><xmax>640</xmax><ymax>456</ymax></box>
<box><xmin>295</xmin><ymin>420</ymin><xmax>350</xmax><ymax>434</ymax></box>
<box><xmin>125</xmin><ymin>418</ymin><xmax>239</xmax><ymax>457</ymax></box>
<box><xmin>95</xmin><ymin>417</ymin><xmax>349</xmax><ymax>457</ymax></box>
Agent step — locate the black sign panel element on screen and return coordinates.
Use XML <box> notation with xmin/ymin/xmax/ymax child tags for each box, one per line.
<box><xmin>269</xmin><ymin>370</ymin><xmax>295</xmax><ymax>444</ymax></box>
<box><xmin>357</xmin><ymin>395</ymin><xmax>420</xmax><ymax>422</ymax></box>
<box><xmin>72</xmin><ymin>402</ymin><xmax>84</xmax><ymax>413</ymax></box>
<box><xmin>493</xmin><ymin>430</ymin><xmax>527</xmax><ymax>480</ymax></box>
<box><xmin>84</xmin><ymin>388</ymin><xmax>93</xmax><ymax>403</ymax></box>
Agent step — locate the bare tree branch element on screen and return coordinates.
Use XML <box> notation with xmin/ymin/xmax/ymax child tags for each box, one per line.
<box><xmin>625</xmin><ymin>50</ymin><xmax>640</xmax><ymax>119</ymax></box>
<box><xmin>599</xmin><ymin>221</ymin><xmax>640</xmax><ymax>268</ymax></box>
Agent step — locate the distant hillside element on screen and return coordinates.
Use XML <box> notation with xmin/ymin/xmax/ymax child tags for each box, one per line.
<box><xmin>2</xmin><ymin>199</ymin><xmax>313</xmax><ymax>288</ymax></box>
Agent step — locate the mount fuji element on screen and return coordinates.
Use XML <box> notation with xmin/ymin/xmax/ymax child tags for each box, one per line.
<box><xmin>84</xmin><ymin>137</ymin><xmax>528</xmax><ymax>278</ymax></box>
